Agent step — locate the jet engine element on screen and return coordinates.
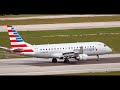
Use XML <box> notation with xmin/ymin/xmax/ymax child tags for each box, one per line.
<box><xmin>76</xmin><ymin>54</ymin><xmax>88</xmax><ymax>60</ymax></box>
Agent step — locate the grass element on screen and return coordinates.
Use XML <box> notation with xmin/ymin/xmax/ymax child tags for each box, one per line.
<box><xmin>1</xmin><ymin>16</ymin><xmax>120</xmax><ymax>25</ymax></box>
<box><xmin>0</xmin><ymin>27</ymin><xmax>120</xmax><ymax>58</ymax></box>
<box><xmin>57</xmin><ymin>71</ymin><xmax>120</xmax><ymax>76</ymax></box>
<box><xmin>0</xmin><ymin>50</ymin><xmax>27</xmax><ymax>59</ymax></box>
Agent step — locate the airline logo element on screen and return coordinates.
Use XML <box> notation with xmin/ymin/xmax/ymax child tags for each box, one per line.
<box><xmin>7</xmin><ymin>25</ymin><xmax>34</xmax><ymax>53</ymax></box>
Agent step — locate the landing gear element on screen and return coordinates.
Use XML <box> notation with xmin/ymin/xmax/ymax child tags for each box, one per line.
<box><xmin>64</xmin><ymin>58</ymin><xmax>69</xmax><ymax>63</ymax></box>
<box><xmin>97</xmin><ymin>55</ymin><xmax>100</xmax><ymax>61</ymax></box>
<box><xmin>52</xmin><ymin>58</ymin><xmax>57</xmax><ymax>63</ymax></box>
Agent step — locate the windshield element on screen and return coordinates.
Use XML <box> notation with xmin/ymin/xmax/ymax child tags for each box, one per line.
<box><xmin>104</xmin><ymin>44</ymin><xmax>107</xmax><ymax>47</ymax></box>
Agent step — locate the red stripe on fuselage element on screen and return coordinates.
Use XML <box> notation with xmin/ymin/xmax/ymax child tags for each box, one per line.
<box><xmin>14</xmin><ymin>49</ymin><xmax>34</xmax><ymax>52</ymax></box>
<box><xmin>11</xmin><ymin>44</ymin><xmax>27</xmax><ymax>47</ymax></box>
<box><xmin>23</xmin><ymin>49</ymin><xmax>34</xmax><ymax>52</ymax></box>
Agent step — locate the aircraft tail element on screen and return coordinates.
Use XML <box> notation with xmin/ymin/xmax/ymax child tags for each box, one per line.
<box><xmin>7</xmin><ymin>25</ymin><xmax>34</xmax><ymax>53</ymax></box>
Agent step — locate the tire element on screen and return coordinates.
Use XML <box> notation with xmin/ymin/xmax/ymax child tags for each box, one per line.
<box><xmin>64</xmin><ymin>58</ymin><xmax>69</xmax><ymax>63</ymax></box>
<box><xmin>52</xmin><ymin>58</ymin><xmax>57</xmax><ymax>63</ymax></box>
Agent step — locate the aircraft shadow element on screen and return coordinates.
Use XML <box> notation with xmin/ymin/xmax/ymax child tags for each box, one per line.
<box><xmin>6</xmin><ymin>57</ymin><xmax>120</xmax><ymax>66</ymax></box>
<box><xmin>6</xmin><ymin>59</ymin><xmax>103</xmax><ymax>66</ymax></box>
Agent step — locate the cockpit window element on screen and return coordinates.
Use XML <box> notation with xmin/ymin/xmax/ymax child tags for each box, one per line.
<box><xmin>104</xmin><ymin>44</ymin><xmax>107</xmax><ymax>47</ymax></box>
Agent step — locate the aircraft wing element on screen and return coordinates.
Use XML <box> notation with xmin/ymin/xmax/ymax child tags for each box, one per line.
<box><xmin>62</xmin><ymin>46</ymin><xmax>84</xmax><ymax>58</ymax></box>
<box><xmin>0</xmin><ymin>46</ymin><xmax>23</xmax><ymax>53</ymax></box>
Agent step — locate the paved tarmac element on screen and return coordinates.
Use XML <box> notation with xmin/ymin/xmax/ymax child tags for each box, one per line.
<box><xmin>0</xmin><ymin>54</ymin><xmax>120</xmax><ymax>75</ymax></box>
<box><xmin>1</xmin><ymin>21</ymin><xmax>120</xmax><ymax>32</ymax></box>
<box><xmin>1</xmin><ymin>14</ymin><xmax>118</xmax><ymax>20</ymax></box>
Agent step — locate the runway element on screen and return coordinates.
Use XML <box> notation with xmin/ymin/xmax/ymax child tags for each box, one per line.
<box><xmin>0</xmin><ymin>54</ymin><xmax>120</xmax><ymax>75</ymax></box>
<box><xmin>1</xmin><ymin>21</ymin><xmax>120</xmax><ymax>32</ymax></box>
<box><xmin>1</xmin><ymin>14</ymin><xmax>118</xmax><ymax>21</ymax></box>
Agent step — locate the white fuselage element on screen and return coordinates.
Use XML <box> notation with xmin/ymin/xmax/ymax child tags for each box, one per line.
<box><xmin>24</xmin><ymin>42</ymin><xmax>112</xmax><ymax>58</ymax></box>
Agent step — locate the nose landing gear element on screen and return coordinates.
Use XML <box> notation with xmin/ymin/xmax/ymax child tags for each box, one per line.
<box><xmin>97</xmin><ymin>55</ymin><xmax>100</xmax><ymax>61</ymax></box>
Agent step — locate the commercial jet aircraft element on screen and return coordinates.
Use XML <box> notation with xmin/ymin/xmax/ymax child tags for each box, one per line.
<box><xmin>0</xmin><ymin>25</ymin><xmax>112</xmax><ymax>63</ymax></box>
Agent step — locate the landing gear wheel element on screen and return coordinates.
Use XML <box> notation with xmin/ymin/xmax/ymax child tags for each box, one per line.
<box><xmin>97</xmin><ymin>58</ymin><xmax>100</xmax><ymax>61</ymax></box>
<box><xmin>64</xmin><ymin>58</ymin><xmax>69</xmax><ymax>63</ymax></box>
<box><xmin>97</xmin><ymin>55</ymin><xmax>100</xmax><ymax>61</ymax></box>
<box><xmin>52</xmin><ymin>58</ymin><xmax>57</xmax><ymax>63</ymax></box>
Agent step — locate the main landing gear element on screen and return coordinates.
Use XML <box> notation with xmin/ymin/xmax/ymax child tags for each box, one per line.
<box><xmin>52</xmin><ymin>58</ymin><xmax>57</xmax><ymax>63</ymax></box>
<box><xmin>52</xmin><ymin>57</ymin><xmax>70</xmax><ymax>63</ymax></box>
<box><xmin>64</xmin><ymin>58</ymin><xmax>69</xmax><ymax>63</ymax></box>
<box><xmin>97</xmin><ymin>55</ymin><xmax>100</xmax><ymax>61</ymax></box>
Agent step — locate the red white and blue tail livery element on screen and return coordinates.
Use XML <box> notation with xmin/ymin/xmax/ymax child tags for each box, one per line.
<box><xmin>0</xmin><ymin>25</ymin><xmax>112</xmax><ymax>63</ymax></box>
<box><xmin>7</xmin><ymin>25</ymin><xmax>35</xmax><ymax>56</ymax></box>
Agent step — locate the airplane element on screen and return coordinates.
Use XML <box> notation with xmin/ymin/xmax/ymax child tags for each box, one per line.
<box><xmin>0</xmin><ymin>25</ymin><xmax>112</xmax><ymax>63</ymax></box>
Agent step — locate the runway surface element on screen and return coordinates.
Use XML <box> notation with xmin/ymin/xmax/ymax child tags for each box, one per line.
<box><xmin>1</xmin><ymin>14</ymin><xmax>118</xmax><ymax>21</ymax></box>
<box><xmin>1</xmin><ymin>21</ymin><xmax>120</xmax><ymax>32</ymax></box>
<box><xmin>0</xmin><ymin>54</ymin><xmax>120</xmax><ymax>75</ymax></box>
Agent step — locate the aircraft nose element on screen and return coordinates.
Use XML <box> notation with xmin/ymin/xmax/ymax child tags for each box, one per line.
<box><xmin>108</xmin><ymin>47</ymin><xmax>112</xmax><ymax>53</ymax></box>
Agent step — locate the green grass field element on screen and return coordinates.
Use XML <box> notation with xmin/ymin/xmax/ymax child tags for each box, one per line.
<box><xmin>0</xmin><ymin>50</ymin><xmax>28</xmax><ymax>59</ymax></box>
<box><xmin>0</xmin><ymin>27</ymin><xmax>120</xmax><ymax>58</ymax></box>
<box><xmin>1</xmin><ymin>16</ymin><xmax>120</xmax><ymax>25</ymax></box>
<box><xmin>56</xmin><ymin>71</ymin><xmax>120</xmax><ymax>76</ymax></box>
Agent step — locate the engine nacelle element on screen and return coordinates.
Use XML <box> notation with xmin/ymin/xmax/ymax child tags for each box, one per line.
<box><xmin>76</xmin><ymin>54</ymin><xmax>88</xmax><ymax>60</ymax></box>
